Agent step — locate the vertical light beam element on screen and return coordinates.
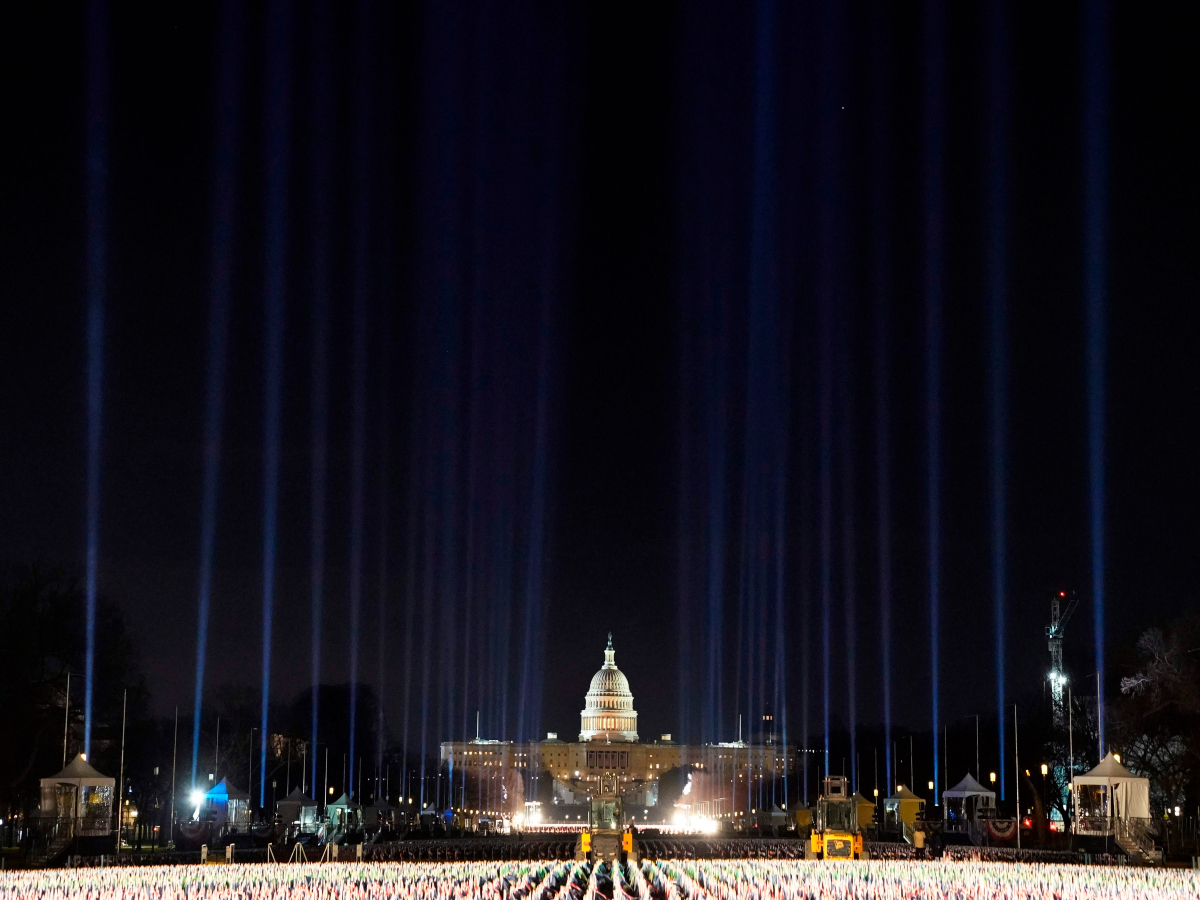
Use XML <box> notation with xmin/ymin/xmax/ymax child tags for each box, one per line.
<box><xmin>308</xmin><ymin>0</ymin><xmax>333</xmax><ymax>797</ymax></box>
<box><xmin>817</xmin><ymin>0</ymin><xmax>844</xmax><ymax>781</ymax></box>
<box><xmin>747</xmin><ymin>0</ymin><xmax>783</xmax><ymax>807</ymax></box>
<box><xmin>259</xmin><ymin>0</ymin><xmax>292</xmax><ymax>808</ymax></box>
<box><xmin>377</xmin><ymin>256</ymin><xmax>393</xmax><ymax>789</ymax></box>
<box><xmin>838</xmin><ymin>309</ymin><xmax>857</xmax><ymax>794</ymax></box>
<box><xmin>986</xmin><ymin>0</ymin><xmax>1011</xmax><ymax>800</ymax></box>
<box><xmin>347</xmin><ymin>0</ymin><xmax>373</xmax><ymax>798</ymax></box>
<box><xmin>869</xmin><ymin>0</ymin><xmax>895</xmax><ymax>797</ymax></box>
<box><xmin>923</xmin><ymin>0</ymin><xmax>945</xmax><ymax>801</ymax></box>
<box><xmin>705</xmin><ymin>298</ymin><xmax>728</xmax><ymax>745</ymax></box>
<box><xmin>1083</xmin><ymin>0</ymin><xmax>1110</xmax><ymax>758</ymax></box>
<box><xmin>191</xmin><ymin>0</ymin><xmax>242</xmax><ymax>789</ymax></box>
<box><xmin>82</xmin><ymin>0</ymin><xmax>108</xmax><ymax>759</ymax></box>
<box><xmin>818</xmin><ymin>279</ymin><xmax>833</xmax><ymax>782</ymax></box>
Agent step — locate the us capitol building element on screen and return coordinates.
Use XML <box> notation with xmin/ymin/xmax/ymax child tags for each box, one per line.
<box><xmin>440</xmin><ymin>635</ymin><xmax>798</xmax><ymax>819</ymax></box>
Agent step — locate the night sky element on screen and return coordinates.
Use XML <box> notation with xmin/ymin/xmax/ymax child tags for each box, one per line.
<box><xmin>2</xmin><ymin>0</ymin><xmax>1196</xmax><ymax>773</ymax></box>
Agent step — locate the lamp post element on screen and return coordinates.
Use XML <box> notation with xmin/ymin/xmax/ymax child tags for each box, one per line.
<box><xmin>1041</xmin><ymin>763</ymin><xmax>1049</xmax><ymax>826</ymax></box>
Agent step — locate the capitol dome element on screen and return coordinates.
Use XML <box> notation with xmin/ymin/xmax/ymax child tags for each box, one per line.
<box><xmin>579</xmin><ymin>634</ymin><xmax>639</xmax><ymax>742</ymax></box>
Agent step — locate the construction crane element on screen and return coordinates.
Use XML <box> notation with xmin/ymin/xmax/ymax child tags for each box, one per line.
<box><xmin>1046</xmin><ymin>591</ymin><xmax>1080</xmax><ymax>727</ymax></box>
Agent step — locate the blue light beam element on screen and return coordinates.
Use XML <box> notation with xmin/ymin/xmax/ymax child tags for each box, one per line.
<box><xmin>259</xmin><ymin>0</ymin><xmax>292</xmax><ymax>809</ymax></box>
<box><xmin>986</xmin><ymin>0</ymin><xmax>1011</xmax><ymax>799</ymax></box>
<box><xmin>1083</xmin><ymin>0</ymin><xmax>1110</xmax><ymax>759</ymax></box>
<box><xmin>82</xmin><ymin>0</ymin><xmax>108</xmax><ymax>759</ymax></box>
<box><xmin>817</xmin><ymin>0</ymin><xmax>845</xmax><ymax>781</ymax></box>
<box><xmin>308</xmin><ymin>0</ymin><xmax>333</xmax><ymax>797</ymax></box>
<box><xmin>191</xmin><ymin>0</ymin><xmax>242</xmax><ymax>789</ymax></box>
<box><xmin>838</xmin><ymin>308</ymin><xmax>857</xmax><ymax>795</ymax></box>
<box><xmin>923</xmin><ymin>0</ymin><xmax>945</xmax><ymax>803</ymax></box>
<box><xmin>869</xmin><ymin>0</ymin><xmax>895</xmax><ymax>801</ymax></box>
<box><xmin>347</xmin><ymin>0</ymin><xmax>373</xmax><ymax>798</ymax></box>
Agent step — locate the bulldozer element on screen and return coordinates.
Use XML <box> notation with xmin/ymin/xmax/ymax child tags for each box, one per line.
<box><xmin>809</xmin><ymin>776</ymin><xmax>863</xmax><ymax>860</ymax></box>
<box><xmin>576</xmin><ymin>774</ymin><xmax>638</xmax><ymax>864</ymax></box>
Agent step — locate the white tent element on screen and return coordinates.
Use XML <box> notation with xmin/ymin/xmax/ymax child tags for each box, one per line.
<box><xmin>943</xmin><ymin>773</ymin><xmax>996</xmax><ymax>804</ymax></box>
<box><xmin>200</xmin><ymin>777</ymin><xmax>252</xmax><ymax>829</ymax></box>
<box><xmin>277</xmin><ymin>787</ymin><xmax>319</xmax><ymax>832</ymax></box>
<box><xmin>364</xmin><ymin>796</ymin><xmax>398</xmax><ymax>829</ymax></box>
<box><xmin>1073</xmin><ymin>753</ymin><xmax>1150</xmax><ymax>825</ymax></box>
<box><xmin>942</xmin><ymin>774</ymin><xmax>996</xmax><ymax>832</ymax></box>
<box><xmin>325</xmin><ymin>792</ymin><xmax>362</xmax><ymax>831</ymax></box>
<box><xmin>39</xmin><ymin>754</ymin><xmax>115</xmax><ymax>835</ymax></box>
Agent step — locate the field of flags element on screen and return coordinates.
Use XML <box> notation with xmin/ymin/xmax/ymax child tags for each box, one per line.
<box><xmin>2</xmin><ymin>857</ymin><xmax>1197</xmax><ymax>900</ymax></box>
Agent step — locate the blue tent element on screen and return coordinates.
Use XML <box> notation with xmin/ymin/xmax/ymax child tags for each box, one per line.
<box><xmin>201</xmin><ymin>778</ymin><xmax>251</xmax><ymax>829</ymax></box>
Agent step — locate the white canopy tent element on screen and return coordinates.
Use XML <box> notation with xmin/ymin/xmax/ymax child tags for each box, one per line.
<box><xmin>199</xmin><ymin>777</ymin><xmax>252</xmax><ymax>830</ymax></box>
<box><xmin>277</xmin><ymin>787</ymin><xmax>319</xmax><ymax>833</ymax></box>
<box><xmin>942</xmin><ymin>774</ymin><xmax>996</xmax><ymax>833</ymax></box>
<box><xmin>1073</xmin><ymin>753</ymin><xmax>1149</xmax><ymax>829</ymax></box>
<box><xmin>944</xmin><ymin>773</ymin><xmax>996</xmax><ymax>802</ymax></box>
<box><xmin>364</xmin><ymin>796</ymin><xmax>398</xmax><ymax>829</ymax></box>
<box><xmin>39</xmin><ymin>754</ymin><xmax>114</xmax><ymax>835</ymax></box>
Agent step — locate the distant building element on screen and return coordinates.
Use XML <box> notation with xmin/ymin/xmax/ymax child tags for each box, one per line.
<box><xmin>440</xmin><ymin>635</ymin><xmax>797</xmax><ymax>821</ymax></box>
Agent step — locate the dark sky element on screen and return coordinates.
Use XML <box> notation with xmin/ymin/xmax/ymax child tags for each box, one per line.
<box><xmin>2</xmin><ymin>0</ymin><xmax>1196</xmax><ymax>767</ymax></box>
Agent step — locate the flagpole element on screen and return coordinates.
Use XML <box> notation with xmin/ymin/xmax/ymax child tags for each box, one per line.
<box><xmin>170</xmin><ymin>706</ymin><xmax>178</xmax><ymax>843</ymax></box>
<box><xmin>1014</xmin><ymin>703</ymin><xmax>1020</xmax><ymax>851</ymax></box>
<box><xmin>63</xmin><ymin>671</ymin><xmax>71</xmax><ymax>767</ymax></box>
<box><xmin>116</xmin><ymin>689</ymin><xmax>127</xmax><ymax>853</ymax></box>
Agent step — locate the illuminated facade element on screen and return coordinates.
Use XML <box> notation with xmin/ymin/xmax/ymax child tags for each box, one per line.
<box><xmin>578</xmin><ymin>634</ymin><xmax>638</xmax><ymax>741</ymax></box>
<box><xmin>440</xmin><ymin>637</ymin><xmax>799</xmax><ymax>819</ymax></box>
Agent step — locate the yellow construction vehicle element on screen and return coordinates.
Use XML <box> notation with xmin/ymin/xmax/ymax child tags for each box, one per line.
<box><xmin>809</xmin><ymin>776</ymin><xmax>863</xmax><ymax>860</ymax></box>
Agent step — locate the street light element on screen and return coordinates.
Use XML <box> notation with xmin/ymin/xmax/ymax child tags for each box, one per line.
<box><xmin>1040</xmin><ymin>763</ymin><xmax>1049</xmax><ymax>777</ymax></box>
<box><xmin>989</xmin><ymin>772</ymin><xmax>997</xmax><ymax>784</ymax></box>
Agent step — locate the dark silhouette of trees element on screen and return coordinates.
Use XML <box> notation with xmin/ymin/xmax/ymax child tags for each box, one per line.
<box><xmin>1113</xmin><ymin>617</ymin><xmax>1200</xmax><ymax>818</ymax></box>
<box><xmin>0</xmin><ymin>564</ymin><xmax>146</xmax><ymax>815</ymax></box>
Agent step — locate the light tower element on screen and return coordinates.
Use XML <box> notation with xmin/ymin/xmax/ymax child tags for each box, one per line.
<box><xmin>1046</xmin><ymin>591</ymin><xmax>1079</xmax><ymax>727</ymax></box>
